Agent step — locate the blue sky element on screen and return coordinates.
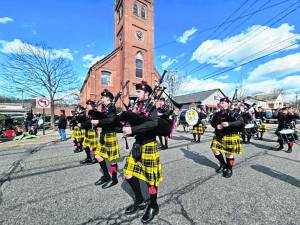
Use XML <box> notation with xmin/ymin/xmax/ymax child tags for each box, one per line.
<box><xmin>1</xmin><ymin>0</ymin><xmax>300</xmax><ymax>100</ymax></box>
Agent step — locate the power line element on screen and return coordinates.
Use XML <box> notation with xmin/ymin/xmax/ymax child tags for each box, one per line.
<box><xmin>201</xmin><ymin>40</ymin><xmax>300</xmax><ymax>81</ymax></box>
<box><xmin>189</xmin><ymin>0</ymin><xmax>300</xmax><ymax>75</ymax></box>
<box><xmin>168</xmin><ymin>0</ymin><xmax>295</xmax><ymax>71</ymax></box>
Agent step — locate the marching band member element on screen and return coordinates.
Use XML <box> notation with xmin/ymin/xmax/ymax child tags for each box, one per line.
<box><xmin>255</xmin><ymin>106</ymin><xmax>267</xmax><ymax>140</ymax></box>
<box><xmin>72</xmin><ymin>106</ymin><xmax>86</xmax><ymax>153</ymax></box>
<box><xmin>240</xmin><ymin>103</ymin><xmax>254</xmax><ymax>144</ymax></box>
<box><xmin>275</xmin><ymin>106</ymin><xmax>299</xmax><ymax>153</ymax></box>
<box><xmin>93</xmin><ymin>89</ymin><xmax>120</xmax><ymax>189</ymax></box>
<box><xmin>191</xmin><ymin>104</ymin><xmax>206</xmax><ymax>143</ymax></box>
<box><xmin>210</xmin><ymin>97</ymin><xmax>245</xmax><ymax>178</ymax></box>
<box><xmin>157</xmin><ymin>97</ymin><xmax>170</xmax><ymax>149</ymax></box>
<box><xmin>122</xmin><ymin>81</ymin><xmax>163</xmax><ymax>223</ymax></box>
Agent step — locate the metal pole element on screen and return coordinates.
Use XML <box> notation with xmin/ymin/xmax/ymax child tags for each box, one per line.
<box><xmin>43</xmin><ymin>108</ymin><xmax>45</xmax><ymax>135</ymax></box>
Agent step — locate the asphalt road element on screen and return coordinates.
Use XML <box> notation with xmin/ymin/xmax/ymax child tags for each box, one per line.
<box><xmin>0</xmin><ymin>125</ymin><xmax>299</xmax><ymax>225</ymax></box>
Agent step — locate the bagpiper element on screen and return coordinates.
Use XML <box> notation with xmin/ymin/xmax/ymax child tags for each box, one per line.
<box><xmin>122</xmin><ymin>81</ymin><xmax>163</xmax><ymax>223</ymax></box>
<box><xmin>210</xmin><ymin>97</ymin><xmax>245</xmax><ymax>178</ymax></box>
<box><xmin>92</xmin><ymin>89</ymin><xmax>120</xmax><ymax>189</ymax></box>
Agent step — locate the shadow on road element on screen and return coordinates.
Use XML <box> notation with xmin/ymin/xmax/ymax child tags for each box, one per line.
<box><xmin>180</xmin><ymin>148</ymin><xmax>218</xmax><ymax>169</ymax></box>
<box><xmin>251</xmin><ymin>165</ymin><xmax>300</xmax><ymax>188</ymax></box>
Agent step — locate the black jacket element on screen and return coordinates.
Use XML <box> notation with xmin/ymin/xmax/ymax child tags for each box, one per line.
<box><xmin>98</xmin><ymin>103</ymin><xmax>117</xmax><ymax>134</ymax></box>
<box><xmin>58</xmin><ymin>115</ymin><xmax>67</xmax><ymax>129</ymax></box>
<box><xmin>211</xmin><ymin>109</ymin><xmax>245</xmax><ymax>138</ymax></box>
<box><xmin>132</xmin><ymin>101</ymin><xmax>159</xmax><ymax>144</ymax></box>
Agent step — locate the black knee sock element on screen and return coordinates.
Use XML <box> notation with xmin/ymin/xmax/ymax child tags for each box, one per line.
<box><xmin>148</xmin><ymin>185</ymin><xmax>158</xmax><ymax>208</ymax></box>
<box><xmin>215</xmin><ymin>153</ymin><xmax>225</xmax><ymax>166</ymax></box>
<box><xmin>126</xmin><ymin>177</ymin><xmax>144</xmax><ymax>204</ymax></box>
<box><xmin>84</xmin><ymin>147</ymin><xmax>91</xmax><ymax>159</ymax></box>
<box><xmin>164</xmin><ymin>137</ymin><xmax>168</xmax><ymax>147</ymax></box>
<box><xmin>241</xmin><ymin>134</ymin><xmax>246</xmax><ymax>142</ymax></box>
<box><xmin>110</xmin><ymin>163</ymin><xmax>118</xmax><ymax>181</ymax></box>
<box><xmin>197</xmin><ymin>135</ymin><xmax>200</xmax><ymax>141</ymax></box>
<box><xmin>99</xmin><ymin>160</ymin><xmax>110</xmax><ymax>177</ymax></box>
<box><xmin>158</xmin><ymin>136</ymin><xmax>163</xmax><ymax>146</ymax></box>
<box><xmin>226</xmin><ymin>157</ymin><xmax>235</xmax><ymax>170</ymax></box>
<box><xmin>278</xmin><ymin>139</ymin><xmax>284</xmax><ymax>147</ymax></box>
<box><xmin>193</xmin><ymin>133</ymin><xmax>196</xmax><ymax>141</ymax></box>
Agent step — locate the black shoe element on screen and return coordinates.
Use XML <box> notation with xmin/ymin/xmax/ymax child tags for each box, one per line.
<box><xmin>80</xmin><ymin>158</ymin><xmax>92</xmax><ymax>164</ymax></box>
<box><xmin>191</xmin><ymin>139</ymin><xmax>196</xmax><ymax>142</ymax></box>
<box><xmin>125</xmin><ymin>201</ymin><xmax>148</xmax><ymax>215</ymax></box>
<box><xmin>222</xmin><ymin>168</ymin><xmax>233</xmax><ymax>178</ymax></box>
<box><xmin>161</xmin><ymin>145</ymin><xmax>166</xmax><ymax>150</ymax></box>
<box><xmin>90</xmin><ymin>158</ymin><xmax>98</xmax><ymax>164</ymax></box>
<box><xmin>94</xmin><ymin>176</ymin><xmax>111</xmax><ymax>186</ymax></box>
<box><xmin>102</xmin><ymin>179</ymin><xmax>118</xmax><ymax>189</ymax></box>
<box><xmin>141</xmin><ymin>204</ymin><xmax>159</xmax><ymax>224</ymax></box>
<box><xmin>74</xmin><ymin>148</ymin><xmax>83</xmax><ymax>153</ymax></box>
<box><xmin>275</xmin><ymin>145</ymin><xmax>284</xmax><ymax>151</ymax></box>
<box><xmin>196</xmin><ymin>140</ymin><xmax>201</xmax><ymax>143</ymax></box>
<box><xmin>215</xmin><ymin>164</ymin><xmax>225</xmax><ymax>173</ymax></box>
<box><xmin>286</xmin><ymin>147</ymin><xmax>292</xmax><ymax>153</ymax></box>
<box><xmin>165</xmin><ymin>145</ymin><xmax>168</xmax><ymax>149</ymax></box>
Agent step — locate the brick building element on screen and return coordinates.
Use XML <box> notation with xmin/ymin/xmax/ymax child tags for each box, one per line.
<box><xmin>80</xmin><ymin>0</ymin><xmax>159</xmax><ymax>107</ymax></box>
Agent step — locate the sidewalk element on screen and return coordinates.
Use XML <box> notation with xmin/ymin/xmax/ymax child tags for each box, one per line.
<box><xmin>0</xmin><ymin>129</ymin><xmax>72</xmax><ymax>149</ymax></box>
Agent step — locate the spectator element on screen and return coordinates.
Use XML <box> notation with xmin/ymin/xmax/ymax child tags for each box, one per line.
<box><xmin>58</xmin><ymin>110</ymin><xmax>67</xmax><ymax>141</ymax></box>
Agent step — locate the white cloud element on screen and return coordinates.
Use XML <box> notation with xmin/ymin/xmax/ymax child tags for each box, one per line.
<box><xmin>0</xmin><ymin>17</ymin><xmax>13</xmax><ymax>24</ymax></box>
<box><xmin>248</xmin><ymin>52</ymin><xmax>300</xmax><ymax>81</ymax></box>
<box><xmin>177</xmin><ymin>27</ymin><xmax>197</xmax><ymax>44</ymax></box>
<box><xmin>0</xmin><ymin>39</ymin><xmax>74</xmax><ymax>60</ymax></box>
<box><xmin>234</xmin><ymin>66</ymin><xmax>242</xmax><ymax>72</ymax></box>
<box><xmin>191</xmin><ymin>23</ymin><xmax>300</xmax><ymax>68</ymax></box>
<box><xmin>86</xmin><ymin>43</ymin><xmax>95</xmax><ymax>48</ymax></box>
<box><xmin>179</xmin><ymin>77</ymin><xmax>235</xmax><ymax>95</ymax></box>
<box><xmin>177</xmin><ymin>53</ymin><xmax>185</xmax><ymax>58</ymax></box>
<box><xmin>216</xmin><ymin>75</ymin><xmax>229</xmax><ymax>80</ymax></box>
<box><xmin>161</xmin><ymin>58</ymin><xmax>178</xmax><ymax>70</ymax></box>
<box><xmin>177</xmin><ymin>75</ymin><xmax>300</xmax><ymax>99</ymax></box>
<box><xmin>82</xmin><ymin>54</ymin><xmax>105</xmax><ymax>68</ymax></box>
<box><xmin>160</xmin><ymin>55</ymin><xmax>166</xmax><ymax>60</ymax></box>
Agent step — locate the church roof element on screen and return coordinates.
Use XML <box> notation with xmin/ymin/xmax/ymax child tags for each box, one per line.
<box><xmin>80</xmin><ymin>47</ymin><xmax>120</xmax><ymax>93</ymax></box>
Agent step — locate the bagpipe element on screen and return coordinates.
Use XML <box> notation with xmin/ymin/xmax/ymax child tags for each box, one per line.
<box><xmin>118</xmin><ymin>70</ymin><xmax>172</xmax><ymax>137</ymax></box>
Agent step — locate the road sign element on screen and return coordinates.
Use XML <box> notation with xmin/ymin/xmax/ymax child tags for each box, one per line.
<box><xmin>36</xmin><ymin>97</ymin><xmax>51</xmax><ymax>109</ymax></box>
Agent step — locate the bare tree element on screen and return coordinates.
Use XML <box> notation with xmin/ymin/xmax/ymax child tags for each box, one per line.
<box><xmin>0</xmin><ymin>42</ymin><xmax>77</xmax><ymax>126</ymax></box>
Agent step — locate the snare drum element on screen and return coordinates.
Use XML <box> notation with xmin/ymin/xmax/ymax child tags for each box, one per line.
<box><xmin>244</xmin><ymin>123</ymin><xmax>258</xmax><ymax>136</ymax></box>
<box><xmin>279</xmin><ymin>129</ymin><xmax>298</xmax><ymax>143</ymax></box>
<box><xmin>255</xmin><ymin>119</ymin><xmax>262</xmax><ymax>126</ymax></box>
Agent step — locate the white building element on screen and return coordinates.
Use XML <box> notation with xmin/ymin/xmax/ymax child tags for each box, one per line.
<box><xmin>173</xmin><ymin>89</ymin><xmax>226</xmax><ymax>112</ymax></box>
<box><xmin>245</xmin><ymin>93</ymin><xmax>284</xmax><ymax>110</ymax></box>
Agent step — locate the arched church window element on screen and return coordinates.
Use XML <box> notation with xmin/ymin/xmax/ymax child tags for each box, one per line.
<box><xmin>141</xmin><ymin>6</ymin><xmax>146</xmax><ymax>19</ymax></box>
<box><xmin>136</xmin><ymin>52</ymin><xmax>143</xmax><ymax>78</ymax></box>
<box><xmin>101</xmin><ymin>71</ymin><xmax>112</xmax><ymax>86</ymax></box>
<box><xmin>133</xmin><ymin>2</ymin><xmax>139</xmax><ymax>16</ymax></box>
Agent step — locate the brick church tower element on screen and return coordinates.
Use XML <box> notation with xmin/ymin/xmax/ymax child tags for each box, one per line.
<box><xmin>80</xmin><ymin>0</ymin><xmax>159</xmax><ymax>107</ymax></box>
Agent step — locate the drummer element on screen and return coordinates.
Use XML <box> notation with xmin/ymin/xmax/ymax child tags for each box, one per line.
<box><xmin>275</xmin><ymin>105</ymin><xmax>299</xmax><ymax>153</ymax></box>
<box><xmin>240</xmin><ymin>103</ymin><xmax>255</xmax><ymax>144</ymax></box>
<box><xmin>255</xmin><ymin>106</ymin><xmax>266</xmax><ymax>140</ymax></box>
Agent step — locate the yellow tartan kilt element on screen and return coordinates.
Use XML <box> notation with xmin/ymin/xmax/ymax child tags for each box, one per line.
<box><xmin>82</xmin><ymin>130</ymin><xmax>98</xmax><ymax>150</ymax></box>
<box><xmin>95</xmin><ymin>132</ymin><xmax>120</xmax><ymax>161</ymax></box>
<box><xmin>257</xmin><ymin>124</ymin><xmax>266</xmax><ymax>132</ymax></box>
<box><xmin>123</xmin><ymin>141</ymin><xmax>163</xmax><ymax>186</ymax></box>
<box><xmin>192</xmin><ymin>124</ymin><xmax>204</xmax><ymax>135</ymax></box>
<box><xmin>210</xmin><ymin>133</ymin><xmax>243</xmax><ymax>155</ymax></box>
<box><xmin>72</xmin><ymin>127</ymin><xmax>81</xmax><ymax>139</ymax></box>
